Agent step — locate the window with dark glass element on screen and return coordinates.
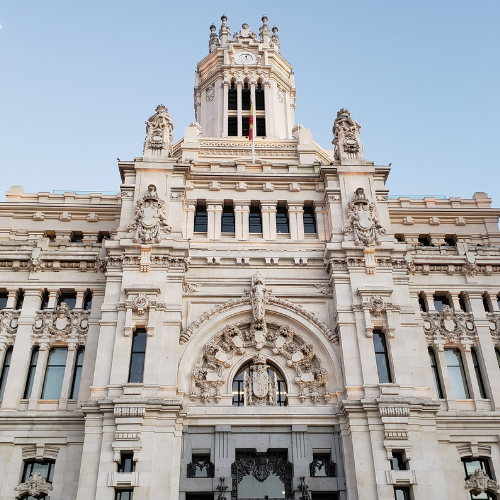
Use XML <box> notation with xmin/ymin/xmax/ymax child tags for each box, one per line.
<box><xmin>390</xmin><ymin>452</ymin><xmax>407</xmax><ymax>471</ymax></box>
<box><xmin>83</xmin><ymin>290</ymin><xmax>92</xmax><ymax>311</ymax></box>
<box><xmin>232</xmin><ymin>362</ymin><xmax>287</xmax><ymax>406</ymax></box>
<box><xmin>428</xmin><ymin>348</ymin><xmax>444</xmax><ymax>398</ymax></box>
<box><xmin>394</xmin><ymin>487</ymin><xmax>411</xmax><ymax>500</ymax></box>
<box><xmin>462</xmin><ymin>457</ymin><xmax>495</xmax><ymax>500</ymax></box>
<box><xmin>496</xmin><ymin>348</ymin><xmax>500</xmax><ymax>370</ymax></box>
<box><xmin>249</xmin><ymin>205</ymin><xmax>262</xmax><ymax>233</ymax></box>
<box><xmin>497</xmin><ymin>294</ymin><xmax>500</xmax><ymax>311</ymax></box>
<box><xmin>444</xmin><ymin>236</ymin><xmax>456</xmax><ymax>247</ymax></box>
<box><xmin>115</xmin><ymin>490</ymin><xmax>134</xmax><ymax>500</ymax></box>
<box><xmin>41</xmin><ymin>347</ymin><xmax>68</xmax><ymax>399</ymax></box>
<box><xmin>187</xmin><ymin>455</ymin><xmax>214</xmax><ymax>478</ymax></box>
<box><xmin>242</xmin><ymin>82</ymin><xmax>251</xmax><ymax>110</ymax></box>
<box><xmin>0</xmin><ymin>291</ymin><xmax>8</xmax><ymax>310</ymax></box>
<box><xmin>15</xmin><ymin>289</ymin><xmax>24</xmax><ymax>310</ymax></box>
<box><xmin>255</xmin><ymin>82</ymin><xmax>265</xmax><ymax>110</ymax></box>
<box><xmin>70</xmin><ymin>231</ymin><xmax>84</xmax><ymax>243</ymax></box>
<box><xmin>118</xmin><ymin>452</ymin><xmax>136</xmax><ymax>473</ymax></box>
<box><xmin>256</xmin><ymin>117</ymin><xmax>266</xmax><ymax>137</ymax></box>
<box><xmin>22</xmin><ymin>460</ymin><xmax>54</xmax><ymax>500</ymax></box>
<box><xmin>194</xmin><ymin>203</ymin><xmax>208</xmax><ymax>232</ymax></box>
<box><xmin>242</xmin><ymin>116</ymin><xmax>250</xmax><ymax>136</ymax></box>
<box><xmin>418</xmin><ymin>293</ymin><xmax>428</xmax><ymax>312</ymax></box>
<box><xmin>40</xmin><ymin>290</ymin><xmax>49</xmax><ymax>310</ymax></box>
<box><xmin>58</xmin><ymin>291</ymin><xmax>77</xmax><ymax>310</ymax></box>
<box><xmin>228</xmin><ymin>82</ymin><xmax>237</xmax><ymax>110</ymax></box>
<box><xmin>418</xmin><ymin>235</ymin><xmax>432</xmax><ymax>246</ymax></box>
<box><xmin>70</xmin><ymin>347</ymin><xmax>85</xmax><ymax>399</ymax></box>
<box><xmin>459</xmin><ymin>294</ymin><xmax>468</xmax><ymax>312</ymax></box>
<box><xmin>471</xmin><ymin>348</ymin><xmax>487</xmax><ymax>398</ymax></box>
<box><xmin>228</xmin><ymin>117</ymin><xmax>238</xmax><ymax>136</ymax></box>
<box><xmin>373</xmin><ymin>330</ymin><xmax>392</xmax><ymax>383</ymax></box>
<box><xmin>394</xmin><ymin>234</ymin><xmax>405</xmax><ymax>243</ymax></box>
<box><xmin>433</xmin><ymin>294</ymin><xmax>451</xmax><ymax>312</ymax></box>
<box><xmin>221</xmin><ymin>202</ymin><xmax>235</xmax><ymax>233</ymax></box>
<box><xmin>0</xmin><ymin>347</ymin><xmax>13</xmax><ymax>399</ymax></box>
<box><xmin>276</xmin><ymin>204</ymin><xmax>289</xmax><ymax>234</ymax></box>
<box><xmin>24</xmin><ymin>347</ymin><xmax>39</xmax><ymax>399</ymax></box>
<box><xmin>97</xmin><ymin>231</ymin><xmax>110</xmax><ymax>243</ymax></box>
<box><xmin>310</xmin><ymin>454</ymin><xmax>336</xmax><ymax>477</ymax></box>
<box><xmin>303</xmin><ymin>205</ymin><xmax>317</xmax><ymax>234</ymax></box>
<box><xmin>128</xmin><ymin>329</ymin><xmax>147</xmax><ymax>383</ymax></box>
<box><xmin>444</xmin><ymin>349</ymin><xmax>470</xmax><ymax>399</ymax></box>
<box><xmin>482</xmin><ymin>294</ymin><xmax>491</xmax><ymax>313</ymax></box>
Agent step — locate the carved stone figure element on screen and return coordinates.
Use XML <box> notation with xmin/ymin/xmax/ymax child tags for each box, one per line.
<box><xmin>465</xmin><ymin>469</ymin><xmax>500</xmax><ymax>495</ymax></box>
<box><xmin>243</xmin><ymin>355</ymin><xmax>278</xmax><ymax>406</ymax></box>
<box><xmin>248</xmin><ymin>271</ymin><xmax>269</xmax><ymax>324</ymax></box>
<box><xmin>332</xmin><ymin>108</ymin><xmax>364</xmax><ymax>161</ymax></box>
<box><xmin>15</xmin><ymin>472</ymin><xmax>53</xmax><ymax>499</ymax></box>
<box><xmin>342</xmin><ymin>188</ymin><xmax>386</xmax><ymax>246</ymax></box>
<box><xmin>127</xmin><ymin>184</ymin><xmax>171</xmax><ymax>244</ymax></box>
<box><xmin>143</xmin><ymin>104</ymin><xmax>174</xmax><ymax>156</ymax></box>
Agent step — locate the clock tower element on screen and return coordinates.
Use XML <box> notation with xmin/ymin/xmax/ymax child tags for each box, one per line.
<box><xmin>193</xmin><ymin>15</ymin><xmax>296</xmax><ymax>140</ymax></box>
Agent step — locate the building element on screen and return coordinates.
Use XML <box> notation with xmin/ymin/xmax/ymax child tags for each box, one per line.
<box><xmin>0</xmin><ymin>13</ymin><xmax>500</xmax><ymax>500</ymax></box>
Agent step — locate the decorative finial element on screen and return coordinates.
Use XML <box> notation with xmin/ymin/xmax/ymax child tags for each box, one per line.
<box><xmin>209</xmin><ymin>23</ymin><xmax>219</xmax><ymax>53</ymax></box>
<box><xmin>271</xmin><ymin>26</ymin><xmax>280</xmax><ymax>52</ymax></box>
<box><xmin>221</xmin><ymin>14</ymin><xmax>227</xmax><ymax>24</ymax></box>
<box><xmin>260</xmin><ymin>15</ymin><xmax>270</xmax><ymax>43</ymax></box>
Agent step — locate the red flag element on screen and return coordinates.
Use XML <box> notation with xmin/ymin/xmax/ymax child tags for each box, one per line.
<box><xmin>249</xmin><ymin>98</ymin><xmax>254</xmax><ymax>141</ymax></box>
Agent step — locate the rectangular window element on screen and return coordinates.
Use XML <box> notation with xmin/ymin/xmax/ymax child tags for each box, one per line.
<box><xmin>129</xmin><ymin>329</ymin><xmax>147</xmax><ymax>383</ymax></box>
<box><xmin>15</xmin><ymin>290</ymin><xmax>24</xmax><ymax>310</ymax></box>
<box><xmin>24</xmin><ymin>347</ymin><xmax>39</xmax><ymax>398</ymax></box>
<box><xmin>249</xmin><ymin>205</ymin><xmax>262</xmax><ymax>233</ymax></box>
<box><xmin>0</xmin><ymin>347</ymin><xmax>13</xmax><ymax>399</ymax></box>
<box><xmin>70</xmin><ymin>231</ymin><xmax>84</xmax><ymax>243</ymax></box>
<box><xmin>194</xmin><ymin>203</ymin><xmax>208</xmax><ymax>232</ymax></box>
<box><xmin>97</xmin><ymin>231</ymin><xmax>110</xmax><ymax>243</ymax></box>
<box><xmin>433</xmin><ymin>295</ymin><xmax>451</xmax><ymax>312</ymax></box>
<box><xmin>459</xmin><ymin>295</ymin><xmax>468</xmax><ymax>312</ymax></box>
<box><xmin>242</xmin><ymin>116</ymin><xmax>250</xmax><ymax>136</ymax></box>
<box><xmin>70</xmin><ymin>347</ymin><xmax>85</xmax><ymax>399</ymax></box>
<box><xmin>373</xmin><ymin>330</ymin><xmax>392</xmax><ymax>383</ymax></box>
<box><xmin>187</xmin><ymin>455</ymin><xmax>214</xmax><ymax>478</ymax></box>
<box><xmin>445</xmin><ymin>349</ymin><xmax>470</xmax><ymax>399</ymax></box>
<box><xmin>58</xmin><ymin>292</ymin><xmax>77</xmax><ymax>310</ymax></box>
<box><xmin>118</xmin><ymin>452</ymin><xmax>136</xmax><ymax>473</ymax></box>
<box><xmin>496</xmin><ymin>349</ymin><xmax>500</xmax><ymax>370</ymax></box>
<box><xmin>303</xmin><ymin>205</ymin><xmax>317</xmax><ymax>234</ymax></box>
<box><xmin>40</xmin><ymin>290</ymin><xmax>49</xmax><ymax>310</ymax></box>
<box><xmin>310</xmin><ymin>454</ymin><xmax>335</xmax><ymax>477</ymax></box>
<box><xmin>221</xmin><ymin>203</ymin><xmax>235</xmax><ymax>233</ymax></box>
<box><xmin>41</xmin><ymin>347</ymin><xmax>68</xmax><ymax>399</ymax></box>
<box><xmin>418</xmin><ymin>293</ymin><xmax>428</xmax><ymax>312</ymax></box>
<box><xmin>471</xmin><ymin>349</ymin><xmax>487</xmax><ymax>398</ymax></box>
<box><xmin>228</xmin><ymin>83</ymin><xmax>237</xmax><ymax>110</ymax></box>
<box><xmin>418</xmin><ymin>235</ymin><xmax>432</xmax><ymax>246</ymax></box>
<box><xmin>255</xmin><ymin>83</ymin><xmax>265</xmax><ymax>110</ymax></box>
<box><xmin>482</xmin><ymin>294</ymin><xmax>491</xmax><ymax>313</ymax></box>
<box><xmin>390</xmin><ymin>452</ymin><xmax>407</xmax><ymax>471</ymax></box>
<box><xmin>256</xmin><ymin>117</ymin><xmax>266</xmax><ymax>137</ymax></box>
<box><xmin>394</xmin><ymin>487</ymin><xmax>411</xmax><ymax>500</ymax></box>
<box><xmin>242</xmin><ymin>83</ymin><xmax>250</xmax><ymax>110</ymax></box>
<box><xmin>428</xmin><ymin>348</ymin><xmax>444</xmax><ymax>398</ymax></box>
<box><xmin>228</xmin><ymin>117</ymin><xmax>237</xmax><ymax>136</ymax></box>
<box><xmin>0</xmin><ymin>292</ymin><xmax>8</xmax><ymax>310</ymax></box>
<box><xmin>83</xmin><ymin>290</ymin><xmax>92</xmax><ymax>311</ymax></box>
<box><xmin>22</xmin><ymin>460</ymin><xmax>55</xmax><ymax>485</ymax></box>
<box><xmin>276</xmin><ymin>205</ymin><xmax>289</xmax><ymax>234</ymax></box>
<box><xmin>444</xmin><ymin>236</ymin><xmax>456</xmax><ymax>247</ymax></box>
<box><xmin>115</xmin><ymin>490</ymin><xmax>134</xmax><ymax>500</ymax></box>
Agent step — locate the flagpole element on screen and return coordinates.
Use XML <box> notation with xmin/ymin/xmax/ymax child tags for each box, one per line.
<box><xmin>251</xmin><ymin>96</ymin><xmax>255</xmax><ymax>164</ymax></box>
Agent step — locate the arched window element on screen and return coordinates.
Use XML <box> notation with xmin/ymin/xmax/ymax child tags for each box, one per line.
<box><xmin>255</xmin><ymin>82</ymin><xmax>265</xmax><ymax>110</ymax></box>
<box><xmin>228</xmin><ymin>82</ymin><xmax>237</xmax><ymax>110</ymax></box>
<box><xmin>232</xmin><ymin>361</ymin><xmax>287</xmax><ymax>406</ymax></box>
<box><xmin>242</xmin><ymin>82</ymin><xmax>251</xmax><ymax>110</ymax></box>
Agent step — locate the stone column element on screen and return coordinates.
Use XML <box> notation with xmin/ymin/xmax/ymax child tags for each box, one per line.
<box><xmin>185</xmin><ymin>201</ymin><xmax>196</xmax><ymax>240</ymax></box>
<box><xmin>234</xmin><ymin>201</ymin><xmax>250</xmax><ymax>240</ymax></box>
<box><xmin>47</xmin><ymin>288</ymin><xmax>59</xmax><ymax>309</ymax></box>
<box><xmin>1</xmin><ymin>288</ymin><xmax>42</xmax><ymax>409</ymax></box>
<box><xmin>207</xmin><ymin>201</ymin><xmax>223</xmax><ymax>240</ymax></box>
<box><xmin>236</xmin><ymin>81</ymin><xmax>242</xmax><ymax>137</ymax></box>
<box><xmin>261</xmin><ymin>202</ymin><xmax>277</xmax><ymax>241</ymax></box>
<box><xmin>75</xmin><ymin>289</ymin><xmax>86</xmax><ymax>310</ymax></box>
<box><xmin>222</xmin><ymin>81</ymin><xmax>229</xmax><ymax>137</ymax></box>
<box><xmin>314</xmin><ymin>202</ymin><xmax>328</xmax><ymax>240</ymax></box>
<box><xmin>6</xmin><ymin>289</ymin><xmax>18</xmax><ymax>309</ymax></box>
<box><xmin>288</xmin><ymin>203</ymin><xmax>304</xmax><ymax>240</ymax></box>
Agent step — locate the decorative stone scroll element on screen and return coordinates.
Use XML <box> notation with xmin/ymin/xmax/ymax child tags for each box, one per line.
<box><xmin>465</xmin><ymin>470</ymin><xmax>500</xmax><ymax>496</ymax></box>
<box><xmin>32</xmin><ymin>303</ymin><xmax>90</xmax><ymax>348</ymax></box>
<box><xmin>0</xmin><ymin>310</ymin><xmax>20</xmax><ymax>342</ymax></box>
<box><xmin>143</xmin><ymin>104</ymin><xmax>174</xmax><ymax>156</ymax></box>
<box><xmin>127</xmin><ymin>184</ymin><xmax>171</xmax><ymax>244</ymax></box>
<box><xmin>117</xmin><ymin>292</ymin><xmax>166</xmax><ymax>337</ymax></box>
<box><xmin>421</xmin><ymin>306</ymin><xmax>478</xmax><ymax>351</ymax></box>
<box><xmin>332</xmin><ymin>108</ymin><xmax>364</xmax><ymax>161</ymax></box>
<box><xmin>352</xmin><ymin>293</ymin><xmax>400</xmax><ymax>338</ymax></box>
<box><xmin>15</xmin><ymin>472</ymin><xmax>53</xmax><ymax>499</ymax></box>
<box><xmin>486</xmin><ymin>313</ymin><xmax>500</xmax><ymax>346</ymax></box>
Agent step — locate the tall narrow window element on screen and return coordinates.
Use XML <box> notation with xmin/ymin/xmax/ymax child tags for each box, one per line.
<box><xmin>22</xmin><ymin>460</ymin><xmax>54</xmax><ymax>499</ymax></box>
<box><xmin>24</xmin><ymin>347</ymin><xmax>39</xmax><ymax>399</ymax></box>
<box><xmin>459</xmin><ymin>294</ymin><xmax>468</xmax><ymax>312</ymax></box>
<box><xmin>418</xmin><ymin>293</ymin><xmax>428</xmax><ymax>312</ymax></box>
<box><xmin>249</xmin><ymin>205</ymin><xmax>262</xmax><ymax>233</ymax></box>
<box><xmin>115</xmin><ymin>490</ymin><xmax>134</xmax><ymax>500</ymax></box>
<box><xmin>0</xmin><ymin>347</ymin><xmax>13</xmax><ymax>399</ymax></box>
<box><xmin>242</xmin><ymin>116</ymin><xmax>250</xmax><ymax>136</ymax></box>
<box><xmin>118</xmin><ymin>452</ymin><xmax>136</xmax><ymax>473</ymax></box>
<box><xmin>83</xmin><ymin>290</ymin><xmax>92</xmax><ymax>311</ymax></box>
<box><xmin>276</xmin><ymin>204</ymin><xmax>289</xmax><ymax>234</ymax></box>
<box><xmin>41</xmin><ymin>347</ymin><xmax>68</xmax><ymax>399</ymax></box>
<box><xmin>394</xmin><ymin>487</ymin><xmax>411</xmax><ymax>500</ymax></box>
<box><xmin>70</xmin><ymin>347</ymin><xmax>85</xmax><ymax>399</ymax></box>
<box><xmin>58</xmin><ymin>291</ymin><xmax>77</xmax><ymax>309</ymax></box>
<box><xmin>428</xmin><ymin>348</ymin><xmax>444</xmax><ymax>398</ymax></box>
<box><xmin>433</xmin><ymin>294</ymin><xmax>451</xmax><ymax>312</ymax></box>
<box><xmin>444</xmin><ymin>349</ymin><xmax>470</xmax><ymax>399</ymax></box>
<box><xmin>129</xmin><ymin>329</ymin><xmax>147</xmax><ymax>383</ymax></box>
<box><xmin>482</xmin><ymin>294</ymin><xmax>491</xmax><ymax>312</ymax></box>
<box><xmin>40</xmin><ymin>290</ymin><xmax>49</xmax><ymax>310</ymax></box>
<box><xmin>228</xmin><ymin>117</ymin><xmax>238</xmax><ymax>136</ymax></box>
<box><xmin>242</xmin><ymin>82</ymin><xmax>250</xmax><ymax>110</ymax></box>
<box><xmin>15</xmin><ymin>289</ymin><xmax>24</xmax><ymax>310</ymax></box>
<box><xmin>390</xmin><ymin>452</ymin><xmax>407</xmax><ymax>471</ymax></box>
<box><xmin>496</xmin><ymin>348</ymin><xmax>500</xmax><ymax>370</ymax></box>
<box><xmin>0</xmin><ymin>292</ymin><xmax>7</xmax><ymax>310</ymax></box>
<box><xmin>256</xmin><ymin>117</ymin><xmax>266</xmax><ymax>137</ymax></box>
<box><xmin>471</xmin><ymin>348</ymin><xmax>487</xmax><ymax>398</ymax></box>
<box><xmin>255</xmin><ymin>83</ymin><xmax>265</xmax><ymax>110</ymax></box>
<box><xmin>221</xmin><ymin>202</ymin><xmax>235</xmax><ymax>233</ymax></box>
<box><xmin>228</xmin><ymin>82</ymin><xmax>237</xmax><ymax>110</ymax></box>
<box><xmin>373</xmin><ymin>330</ymin><xmax>392</xmax><ymax>383</ymax></box>
<box><xmin>194</xmin><ymin>203</ymin><xmax>208</xmax><ymax>232</ymax></box>
<box><xmin>303</xmin><ymin>205</ymin><xmax>317</xmax><ymax>234</ymax></box>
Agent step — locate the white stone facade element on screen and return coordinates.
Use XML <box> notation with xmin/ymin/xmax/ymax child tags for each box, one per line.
<box><xmin>0</xmin><ymin>14</ymin><xmax>500</xmax><ymax>500</ymax></box>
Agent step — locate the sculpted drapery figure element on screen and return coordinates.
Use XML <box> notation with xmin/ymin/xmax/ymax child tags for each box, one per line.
<box><xmin>249</xmin><ymin>271</ymin><xmax>270</xmax><ymax>324</ymax></box>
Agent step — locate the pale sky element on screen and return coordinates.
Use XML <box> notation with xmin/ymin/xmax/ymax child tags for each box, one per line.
<box><xmin>1</xmin><ymin>1</ymin><xmax>499</xmax><ymax>204</ymax></box>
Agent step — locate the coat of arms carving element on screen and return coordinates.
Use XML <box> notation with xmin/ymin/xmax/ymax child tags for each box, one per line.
<box><xmin>244</xmin><ymin>355</ymin><xmax>278</xmax><ymax>406</ymax></box>
<box><xmin>128</xmin><ymin>184</ymin><xmax>172</xmax><ymax>244</ymax></box>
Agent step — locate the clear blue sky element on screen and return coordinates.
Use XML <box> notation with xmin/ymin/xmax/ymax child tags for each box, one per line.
<box><xmin>1</xmin><ymin>1</ymin><xmax>499</xmax><ymax>204</ymax></box>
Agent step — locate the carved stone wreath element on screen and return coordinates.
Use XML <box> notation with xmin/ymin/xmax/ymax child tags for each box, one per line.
<box><xmin>15</xmin><ymin>472</ymin><xmax>53</xmax><ymax>499</ymax></box>
<box><xmin>127</xmin><ymin>184</ymin><xmax>172</xmax><ymax>244</ymax></box>
<box><xmin>422</xmin><ymin>306</ymin><xmax>478</xmax><ymax>350</ymax></box>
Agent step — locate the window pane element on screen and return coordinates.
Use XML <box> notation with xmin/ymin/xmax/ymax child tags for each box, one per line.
<box><xmin>41</xmin><ymin>348</ymin><xmax>67</xmax><ymax>399</ymax></box>
<box><xmin>129</xmin><ymin>331</ymin><xmax>147</xmax><ymax>383</ymax></box>
<box><xmin>221</xmin><ymin>205</ymin><xmax>235</xmax><ymax>233</ymax></box>
<box><xmin>472</xmin><ymin>349</ymin><xmax>487</xmax><ymax>398</ymax></box>
<box><xmin>303</xmin><ymin>206</ymin><xmax>317</xmax><ymax>234</ymax></box>
<box><xmin>58</xmin><ymin>293</ymin><xmax>77</xmax><ymax>309</ymax></box>
<box><xmin>0</xmin><ymin>347</ymin><xmax>13</xmax><ymax>399</ymax></box>
<box><xmin>70</xmin><ymin>348</ymin><xmax>85</xmax><ymax>399</ymax></box>
<box><xmin>0</xmin><ymin>293</ymin><xmax>8</xmax><ymax>310</ymax></box>
<box><xmin>242</xmin><ymin>83</ymin><xmax>250</xmax><ymax>110</ymax></box>
<box><xmin>276</xmin><ymin>206</ymin><xmax>289</xmax><ymax>233</ymax></box>
<box><xmin>228</xmin><ymin>83</ymin><xmax>237</xmax><ymax>110</ymax></box>
<box><xmin>433</xmin><ymin>296</ymin><xmax>450</xmax><ymax>312</ymax></box>
<box><xmin>445</xmin><ymin>349</ymin><xmax>470</xmax><ymax>399</ymax></box>
<box><xmin>256</xmin><ymin>117</ymin><xmax>266</xmax><ymax>137</ymax></box>
<box><xmin>24</xmin><ymin>348</ymin><xmax>39</xmax><ymax>399</ymax></box>
<box><xmin>255</xmin><ymin>84</ymin><xmax>265</xmax><ymax>110</ymax></box>
<box><xmin>228</xmin><ymin>117</ymin><xmax>237</xmax><ymax>136</ymax></box>
<box><xmin>249</xmin><ymin>206</ymin><xmax>262</xmax><ymax>233</ymax></box>
<box><xmin>194</xmin><ymin>204</ymin><xmax>207</xmax><ymax>232</ymax></box>
<box><xmin>373</xmin><ymin>332</ymin><xmax>392</xmax><ymax>383</ymax></box>
<box><xmin>242</xmin><ymin>116</ymin><xmax>250</xmax><ymax>136</ymax></box>
<box><xmin>428</xmin><ymin>348</ymin><xmax>444</xmax><ymax>398</ymax></box>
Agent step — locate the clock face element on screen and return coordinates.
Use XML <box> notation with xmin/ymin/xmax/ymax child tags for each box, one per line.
<box><xmin>238</xmin><ymin>52</ymin><xmax>256</xmax><ymax>64</ymax></box>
